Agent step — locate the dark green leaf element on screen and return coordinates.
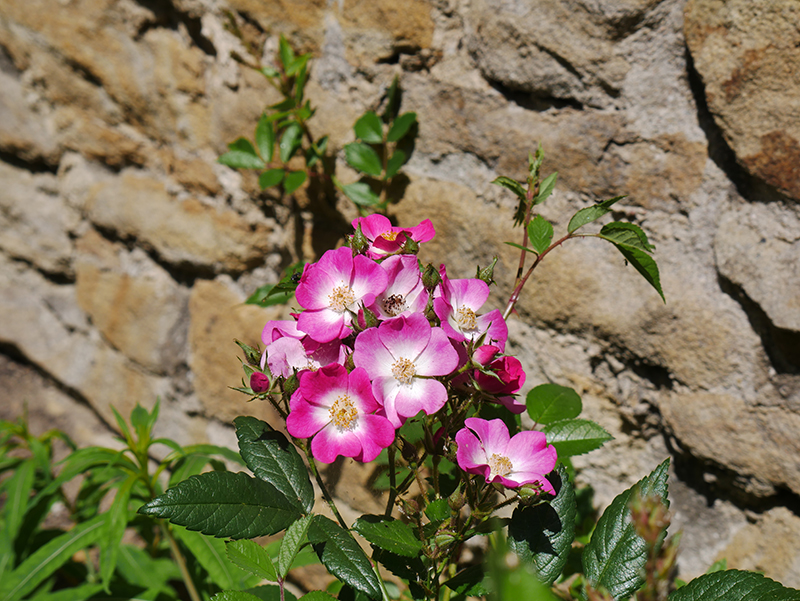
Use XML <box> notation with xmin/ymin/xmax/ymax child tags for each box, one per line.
<box><xmin>245</xmin><ymin>586</ymin><xmax>299</xmax><ymax>601</ymax></box>
<box><xmin>386</xmin><ymin>112</ymin><xmax>417</xmax><ymax>142</ymax></box>
<box><xmin>283</xmin><ymin>170</ymin><xmax>307</xmax><ymax>194</ymax></box>
<box><xmin>385</xmin><ymin>150</ymin><xmax>406</xmax><ymax>179</ymax></box>
<box><xmin>245</xmin><ymin>282</ymin><xmax>293</xmax><ymax>307</ymax></box>
<box><xmin>344</xmin><ymin>143</ymin><xmax>383</xmax><ymax>176</ymax></box>
<box><xmin>300</xmin><ymin>592</ymin><xmax>337</xmax><ymax>601</ymax></box>
<box><xmin>234</xmin><ymin>416</ymin><xmax>314</xmax><ymax>514</ymax></box>
<box><xmin>138</xmin><ymin>471</ymin><xmax>303</xmax><ymax>538</ymax></box>
<box><xmin>353</xmin><ymin>515</ymin><xmax>423</xmax><ymax>558</ymax></box>
<box><xmin>526</xmin><ymin>384</ymin><xmax>582</xmax><ymax>425</ymax></box>
<box><xmin>309</xmin><ymin>516</ymin><xmax>382</xmax><ymax>600</ymax></box>
<box><xmin>100</xmin><ymin>473</ymin><xmax>137</xmax><ymax>588</ymax></box>
<box><xmin>116</xmin><ymin>544</ymin><xmax>180</xmax><ymax>592</ymax></box>
<box><xmin>382</xmin><ymin>76</ymin><xmax>400</xmax><ymax>122</ymax></box>
<box><xmin>270</xmin><ymin>98</ymin><xmax>296</xmax><ymax>112</ymax></box>
<box><xmin>599</xmin><ymin>222</ymin><xmax>654</xmax><ymax>252</ymax></box>
<box><xmin>2</xmin><ymin>459</ymin><xmax>35</xmax><ymax>542</ymax></box>
<box><xmin>541</xmin><ymin>419</ymin><xmax>612</xmax><ymax>458</ymax></box>
<box><xmin>212</xmin><ymin>591</ymin><xmax>265</xmax><ymax>601</ymax></box>
<box><xmin>492</xmin><ymin>176</ymin><xmax>526</xmax><ymax>201</ymax></box>
<box><xmin>279</xmin><ymin>123</ymin><xmax>303</xmax><ymax>163</ymax></box>
<box><xmin>424</xmin><ymin>498</ymin><xmax>450</xmax><ymax>524</ymax></box>
<box><xmin>341</xmin><ymin>181</ymin><xmax>380</xmax><ymax>206</ymax></box>
<box><xmin>256</xmin><ymin>115</ymin><xmax>276</xmax><ymax>163</ymax></box>
<box><xmin>26</xmin><ymin>583</ymin><xmax>105</xmax><ymax>601</ymax></box>
<box><xmin>444</xmin><ymin>565</ymin><xmax>490</xmax><ymax>597</ymax></box>
<box><xmin>174</xmin><ymin>526</ymin><xmax>258</xmax><ymax>590</ymax></box>
<box><xmin>669</xmin><ymin>570</ymin><xmax>800</xmax><ymax>601</ymax></box>
<box><xmin>227</xmin><ymin>540</ymin><xmax>278</xmax><ymax>582</ymax></box>
<box><xmin>278</xmin><ymin>515</ymin><xmax>313</xmax><ymax>578</ymax></box>
<box><xmin>508</xmin><ymin>467</ymin><xmax>576</xmax><ymax>584</ymax></box>
<box><xmin>219</xmin><ymin>138</ymin><xmax>266</xmax><ymax>170</ymax></box>
<box><xmin>278</xmin><ymin>35</ymin><xmax>294</xmax><ymax>70</ymax></box>
<box><xmin>354</xmin><ymin>112</ymin><xmax>384</xmax><ymax>143</ymax></box>
<box><xmin>0</xmin><ymin>514</ymin><xmax>106</xmax><ymax>601</ymax></box>
<box><xmin>610</xmin><ymin>242</ymin><xmax>666</xmax><ymax>302</ymax></box>
<box><xmin>583</xmin><ymin>459</ymin><xmax>670</xmax><ymax>600</ymax></box>
<box><xmin>567</xmin><ymin>196</ymin><xmax>626</xmax><ymax>233</ymax></box>
<box><xmin>295</xmin><ymin>65</ymin><xmax>308</xmax><ymax>104</ymax></box>
<box><xmin>527</xmin><ymin>215</ymin><xmax>553</xmax><ymax>255</ymax></box>
<box><xmin>534</xmin><ymin>172</ymin><xmax>558</xmax><ymax>205</ymax></box>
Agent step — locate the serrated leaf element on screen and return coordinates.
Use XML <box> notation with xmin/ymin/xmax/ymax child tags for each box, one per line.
<box><xmin>508</xmin><ymin>467</ymin><xmax>576</xmax><ymax>584</ymax></box>
<box><xmin>219</xmin><ymin>138</ymin><xmax>267</xmax><ymax>170</ymax></box>
<box><xmin>534</xmin><ymin>172</ymin><xmax>558</xmax><ymax>205</ymax></box>
<box><xmin>599</xmin><ymin>222</ymin><xmax>654</xmax><ymax>252</ymax></box>
<box><xmin>234</xmin><ymin>417</ymin><xmax>314</xmax><ymax>514</ymax></box>
<box><xmin>256</xmin><ymin>116</ymin><xmax>276</xmax><ymax>163</ymax></box>
<box><xmin>354</xmin><ymin>112</ymin><xmax>384</xmax><ymax>143</ymax></box>
<box><xmin>100</xmin><ymin>472</ymin><xmax>137</xmax><ymax>588</ymax></box>
<box><xmin>309</xmin><ymin>516</ymin><xmax>382</xmax><ymax>600</ymax></box>
<box><xmin>174</xmin><ymin>526</ymin><xmax>258</xmax><ymax>590</ymax></box>
<box><xmin>385</xmin><ymin>149</ymin><xmax>406</xmax><ymax>179</ymax></box>
<box><xmin>492</xmin><ymin>176</ymin><xmax>526</xmax><ymax>201</ymax></box>
<box><xmin>567</xmin><ymin>196</ymin><xmax>626</xmax><ymax>233</ymax></box>
<box><xmin>283</xmin><ymin>170</ymin><xmax>307</xmax><ymax>194</ymax></box>
<box><xmin>279</xmin><ymin>123</ymin><xmax>303</xmax><ymax>163</ymax></box>
<box><xmin>527</xmin><ymin>215</ymin><xmax>553</xmax><ymax>255</ymax></box>
<box><xmin>278</xmin><ymin>515</ymin><xmax>313</xmax><ymax>578</ymax></box>
<box><xmin>424</xmin><ymin>498</ymin><xmax>450</xmax><ymax>524</ymax></box>
<box><xmin>353</xmin><ymin>515</ymin><xmax>423</xmax><ymax>558</ymax></box>
<box><xmin>138</xmin><ymin>471</ymin><xmax>302</xmax><ymax>538</ymax></box>
<box><xmin>526</xmin><ymin>384</ymin><xmax>582</xmax><ymax>425</ymax></box>
<box><xmin>669</xmin><ymin>570</ymin><xmax>800</xmax><ymax>601</ymax></box>
<box><xmin>227</xmin><ymin>540</ymin><xmax>277</xmax><ymax>582</ymax></box>
<box><xmin>541</xmin><ymin>419</ymin><xmax>612</xmax><ymax>458</ymax></box>
<box><xmin>610</xmin><ymin>242</ymin><xmax>666</xmax><ymax>302</ymax></box>
<box><xmin>0</xmin><ymin>514</ymin><xmax>106</xmax><ymax>601</ymax></box>
<box><xmin>344</xmin><ymin>142</ymin><xmax>383</xmax><ymax>176</ymax></box>
<box><xmin>386</xmin><ymin>112</ymin><xmax>416</xmax><ymax>142</ymax></box>
<box><xmin>341</xmin><ymin>181</ymin><xmax>381</xmax><ymax>206</ymax></box>
<box><xmin>583</xmin><ymin>459</ymin><xmax>670</xmax><ymax>600</ymax></box>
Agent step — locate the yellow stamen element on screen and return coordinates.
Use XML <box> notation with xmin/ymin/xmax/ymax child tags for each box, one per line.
<box><xmin>456</xmin><ymin>306</ymin><xmax>477</xmax><ymax>330</ymax></box>
<box><xmin>328</xmin><ymin>284</ymin><xmax>356</xmax><ymax>313</ymax></box>
<box><xmin>329</xmin><ymin>394</ymin><xmax>358</xmax><ymax>430</ymax></box>
<box><xmin>382</xmin><ymin>294</ymin><xmax>407</xmax><ymax>317</ymax></box>
<box><xmin>380</xmin><ymin>231</ymin><xmax>399</xmax><ymax>241</ymax></box>
<box><xmin>488</xmin><ymin>453</ymin><xmax>513</xmax><ymax>478</ymax></box>
<box><xmin>391</xmin><ymin>357</ymin><xmax>416</xmax><ymax>384</ymax></box>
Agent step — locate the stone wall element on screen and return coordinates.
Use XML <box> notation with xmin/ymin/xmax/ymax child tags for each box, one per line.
<box><xmin>2</xmin><ymin>0</ymin><xmax>799</xmax><ymax>587</ymax></box>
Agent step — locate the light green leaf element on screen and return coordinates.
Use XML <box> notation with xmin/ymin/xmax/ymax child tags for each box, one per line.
<box><xmin>227</xmin><ymin>539</ymin><xmax>278</xmax><ymax>582</ymax></box>
<box><xmin>299</xmin><ymin>592</ymin><xmax>337</xmax><ymax>601</ymax></box>
<box><xmin>211</xmin><ymin>591</ymin><xmax>264</xmax><ymax>601</ymax></box>
<box><xmin>526</xmin><ymin>384</ymin><xmax>582</xmax><ymax>425</ymax></box>
<box><xmin>345</xmin><ymin>142</ymin><xmax>383</xmax><ymax>176</ymax></box>
<box><xmin>2</xmin><ymin>458</ymin><xmax>35</xmax><ymax>542</ymax></box>
<box><xmin>354</xmin><ymin>112</ymin><xmax>384</xmax><ymax>143</ymax></box>
<box><xmin>26</xmin><ymin>583</ymin><xmax>105</xmax><ymax>601</ymax></box>
<box><xmin>278</xmin><ymin>515</ymin><xmax>313</xmax><ymax>578</ymax></box>
<box><xmin>278</xmin><ymin>35</ymin><xmax>294</xmax><ymax>70</ymax></box>
<box><xmin>386</xmin><ymin>112</ymin><xmax>417</xmax><ymax>142</ymax></box>
<box><xmin>283</xmin><ymin>170</ymin><xmax>307</xmax><ymax>194</ymax></box>
<box><xmin>286</xmin><ymin>54</ymin><xmax>310</xmax><ymax>77</ymax></box>
<box><xmin>527</xmin><ymin>215</ymin><xmax>553</xmax><ymax>255</ymax></box>
<box><xmin>385</xmin><ymin>149</ymin><xmax>406</xmax><ymax>179</ymax></box>
<box><xmin>341</xmin><ymin>181</ymin><xmax>381</xmax><ymax>206</ymax></box>
<box><xmin>567</xmin><ymin>196</ymin><xmax>626</xmax><ymax>233</ymax></box>
<box><xmin>116</xmin><ymin>544</ymin><xmax>180</xmax><ymax>592</ymax></box>
<box><xmin>504</xmin><ymin>241</ymin><xmax>539</xmax><ymax>254</ymax></box>
<box><xmin>598</xmin><ymin>222</ymin><xmax>654</xmax><ymax>252</ymax></box>
<box><xmin>353</xmin><ymin>515</ymin><xmax>423</xmax><ymax>558</ymax></box>
<box><xmin>174</xmin><ymin>526</ymin><xmax>257</xmax><ymax>590</ymax></box>
<box><xmin>256</xmin><ymin>115</ymin><xmax>276</xmax><ymax>163</ymax></box>
<box><xmin>541</xmin><ymin>419</ymin><xmax>612</xmax><ymax>458</ymax></box>
<box><xmin>534</xmin><ymin>172</ymin><xmax>558</xmax><ymax>205</ymax></box>
<box><xmin>219</xmin><ymin>138</ymin><xmax>266</xmax><ymax>170</ymax></box>
<box><xmin>279</xmin><ymin>123</ymin><xmax>303</xmax><ymax>163</ymax></box>
<box><xmin>669</xmin><ymin>570</ymin><xmax>800</xmax><ymax>601</ymax></box>
<box><xmin>234</xmin><ymin>417</ymin><xmax>314</xmax><ymax>514</ymax></box>
<box><xmin>100</xmin><ymin>472</ymin><xmax>137</xmax><ymax>588</ymax></box>
<box><xmin>138</xmin><ymin>471</ymin><xmax>303</xmax><ymax>538</ymax></box>
<box><xmin>492</xmin><ymin>176</ymin><xmax>526</xmax><ymax>201</ymax></box>
<box><xmin>583</xmin><ymin>459</ymin><xmax>670</xmax><ymax>600</ymax></box>
<box><xmin>259</xmin><ymin>169</ymin><xmax>285</xmax><ymax>190</ymax></box>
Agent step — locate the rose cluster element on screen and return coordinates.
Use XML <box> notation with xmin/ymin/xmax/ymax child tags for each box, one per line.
<box><xmin>256</xmin><ymin>215</ymin><xmax>556</xmax><ymax>491</ymax></box>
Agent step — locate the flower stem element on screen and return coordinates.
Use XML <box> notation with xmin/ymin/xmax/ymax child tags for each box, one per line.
<box><xmin>304</xmin><ymin>445</ymin><xmax>349</xmax><ymax>530</ymax></box>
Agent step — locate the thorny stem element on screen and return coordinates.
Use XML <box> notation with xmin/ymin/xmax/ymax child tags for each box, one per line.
<box><xmin>514</xmin><ymin>179</ymin><xmax>539</xmax><ymax>286</ymax></box>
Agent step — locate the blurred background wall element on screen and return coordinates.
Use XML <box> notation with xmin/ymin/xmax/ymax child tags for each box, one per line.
<box><xmin>1</xmin><ymin>0</ymin><xmax>799</xmax><ymax>585</ymax></box>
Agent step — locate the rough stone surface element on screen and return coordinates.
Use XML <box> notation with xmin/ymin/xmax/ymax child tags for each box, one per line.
<box><xmin>2</xmin><ymin>0</ymin><xmax>800</xmax><ymax>589</ymax></box>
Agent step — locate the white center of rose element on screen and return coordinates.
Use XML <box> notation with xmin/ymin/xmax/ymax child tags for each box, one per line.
<box><xmin>329</xmin><ymin>394</ymin><xmax>358</xmax><ymax>430</ymax></box>
<box><xmin>391</xmin><ymin>357</ymin><xmax>416</xmax><ymax>384</ymax></box>
<box><xmin>456</xmin><ymin>306</ymin><xmax>477</xmax><ymax>330</ymax></box>
<box><xmin>328</xmin><ymin>284</ymin><xmax>356</xmax><ymax>313</ymax></box>
<box><xmin>488</xmin><ymin>453</ymin><xmax>513</xmax><ymax>478</ymax></box>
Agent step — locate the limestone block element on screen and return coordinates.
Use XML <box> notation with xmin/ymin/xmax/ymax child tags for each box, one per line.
<box><xmin>84</xmin><ymin>171</ymin><xmax>273</xmax><ymax>273</ymax></box>
<box><xmin>75</xmin><ymin>230</ymin><xmax>189</xmax><ymax>375</ymax></box>
<box><xmin>685</xmin><ymin>0</ymin><xmax>800</xmax><ymax>199</ymax></box>
<box><xmin>0</xmin><ymin>68</ymin><xmax>59</xmax><ymax>164</ymax></box>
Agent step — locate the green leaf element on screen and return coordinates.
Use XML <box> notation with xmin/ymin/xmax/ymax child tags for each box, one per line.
<box><xmin>26</xmin><ymin>583</ymin><xmax>105</xmax><ymax>601</ymax></box>
<box><xmin>385</xmin><ymin>149</ymin><xmax>406</xmax><ymax>179</ymax></box>
<box><xmin>279</xmin><ymin>123</ymin><xmax>303</xmax><ymax>163</ymax></box>
<box><xmin>116</xmin><ymin>544</ymin><xmax>180</xmax><ymax>592</ymax></box>
<box><xmin>138</xmin><ymin>471</ymin><xmax>303</xmax><ymax>538</ymax></box>
<box><xmin>669</xmin><ymin>570</ymin><xmax>800</xmax><ymax>601</ymax></box>
<box><xmin>527</xmin><ymin>215</ymin><xmax>553</xmax><ymax>255</ymax></box>
<box><xmin>567</xmin><ymin>196</ymin><xmax>626</xmax><ymax>233</ymax></box>
<box><xmin>424</xmin><ymin>498</ymin><xmax>451</xmax><ymax>524</ymax></box>
<box><xmin>245</xmin><ymin>586</ymin><xmax>299</xmax><ymax>601</ymax></box>
<box><xmin>526</xmin><ymin>384</ymin><xmax>582</xmax><ymax>425</ymax></box>
<box><xmin>300</xmin><ymin>593</ymin><xmax>338</xmax><ymax>601</ymax></box>
<box><xmin>211</xmin><ymin>591</ymin><xmax>265</xmax><ymax>601</ymax></box>
<box><xmin>444</xmin><ymin>565</ymin><xmax>490</xmax><ymax>597</ymax></box>
<box><xmin>234</xmin><ymin>416</ymin><xmax>314</xmax><ymax>514</ymax></box>
<box><xmin>354</xmin><ymin>112</ymin><xmax>384</xmax><ymax>143</ymax></box>
<box><xmin>286</xmin><ymin>54</ymin><xmax>310</xmax><ymax>77</ymax></box>
<box><xmin>245</xmin><ymin>282</ymin><xmax>293</xmax><ymax>308</ymax></box>
<box><xmin>353</xmin><ymin>515</ymin><xmax>423</xmax><ymax>558</ymax></box>
<box><xmin>504</xmin><ymin>241</ymin><xmax>539</xmax><ymax>254</ymax></box>
<box><xmin>2</xmin><ymin>458</ymin><xmax>35</xmax><ymax>542</ymax></box>
<box><xmin>278</xmin><ymin>515</ymin><xmax>313</xmax><ymax>578</ymax></box>
<box><xmin>309</xmin><ymin>516</ymin><xmax>382</xmax><ymax>600</ymax></box>
<box><xmin>609</xmin><ymin>242</ymin><xmax>666</xmax><ymax>302</ymax></box>
<box><xmin>341</xmin><ymin>181</ymin><xmax>380</xmax><ymax>206</ymax></box>
<box><xmin>541</xmin><ymin>419</ymin><xmax>612</xmax><ymax>458</ymax></box>
<box><xmin>0</xmin><ymin>514</ymin><xmax>106</xmax><ymax>601</ymax></box>
<box><xmin>174</xmin><ymin>526</ymin><xmax>258</xmax><ymax>590</ymax></box>
<box><xmin>227</xmin><ymin>540</ymin><xmax>278</xmax><ymax>582</ymax></box>
<box><xmin>534</xmin><ymin>172</ymin><xmax>558</xmax><ymax>205</ymax></box>
<box><xmin>344</xmin><ymin>142</ymin><xmax>383</xmax><ymax>176</ymax></box>
<box><xmin>583</xmin><ymin>459</ymin><xmax>670</xmax><ymax>600</ymax></box>
<box><xmin>283</xmin><ymin>170</ymin><xmax>307</xmax><ymax>194</ymax></box>
<box><xmin>256</xmin><ymin>115</ymin><xmax>276</xmax><ymax>163</ymax></box>
<box><xmin>386</xmin><ymin>112</ymin><xmax>417</xmax><ymax>142</ymax></box>
<box><xmin>278</xmin><ymin>35</ymin><xmax>295</xmax><ymax>70</ymax></box>
<box><xmin>295</xmin><ymin>65</ymin><xmax>308</xmax><ymax>103</ymax></box>
<box><xmin>382</xmin><ymin>76</ymin><xmax>401</xmax><ymax>122</ymax></box>
<box><xmin>100</xmin><ymin>472</ymin><xmax>137</xmax><ymax>589</ymax></box>
<box><xmin>219</xmin><ymin>138</ymin><xmax>267</xmax><ymax>170</ymax></box>
<box><xmin>508</xmin><ymin>467</ymin><xmax>576</xmax><ymax>584</ymax></box>
<box><xmin>130</xmin><ymin>403</ymin><xmax>150</xmax><ymax>445</ymax></box>
<box><xmin>492</xmin><ymin>176</ymin><xmax>526</xmax><ymax>201</ymax></box>
<box><xmin>598</xmin><ymin>222</ymin><xmax>654</xmax><ymax>252</ymax></box>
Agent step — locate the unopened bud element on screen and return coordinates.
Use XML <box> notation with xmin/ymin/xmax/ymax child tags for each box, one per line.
<box><xmin>476</xmin><ymin>257</ymin><xmax>498</xmax><ymax>286</ymax></box>
<box><xmin>433</xmin><ymin>531</ymin><xmax>457</xmax><ymax>548</ymax></box>
<box><xmin>344</xmin><ymin>353</ymin><xmax>356</xmax><ymax>372</ymax></box>
<box><xmin>249</xmin><ymin>372</ymin><xmax>270</xmax><ymax>393</ymax></box>
<box><xmin>421</xmin><ymin>263</ymin><xmax>441</xmax><ymax>289</ymax></box>
<box><xmin>401</xmin><ymin>236</ymin><xmax>420</xmax><ymax>254</ymax></box>
<box><xmin>349</xmin><ymin>224</ymin><xmax>369</xmax><ymax>254</ymax></box>
<box><xmin>235</xmin><ymin>339</ymin><xmax>262</xmax><ymax>366</ymax></box>
<box><xmin>284</xmin><ymin>373</ymin><xmax>299</xmax><ymax>396</ymax></box>
<box><xmin>358</xmin><ymin>306</ymin><xmax>379</xmax><ymax>330</ymax></box>
<box><xmin>448</xmin><ymin>488</ymin><xmax>466</xmax><ymax>511</ymax></box>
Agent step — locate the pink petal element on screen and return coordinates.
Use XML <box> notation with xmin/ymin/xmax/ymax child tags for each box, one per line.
<box><xmin>311</xmin><ymin>425</ymin><xmax>363</xmax><ymax>463</ymax></box>
<box><xmin>393</xmin><ymin>378</ymin><xmax>448</xmax><ymax>419</ymax></box>
<box><xmin>297</xmin><ymin>308</ymin><xmax>348</xmax><ymax>344</ymax></box>
<box><xmin>286</xmin><ymin>400</ymin><xmax>330</xmax><ymax>438</ymax></box>
<box><xmin>355</xmin><ymin>414</ymin><xmax>396</xmax><ymax>462</ymax></box>
<box><xmin>464</xmin><ymin>418</ymin><xmax>511</xmax><ymax>456</ymax></box>
<box><xmin>353</xmin><ymin>214</ymin><xmax>392</xmax><ymax>241</ymax></box>
<box><xmin>474</xmin><ymin>310</ymin><xmax>509</xmax><ymax>351</ymax></box>
<box><xmin>414</xmin><ymin>327</ymin><xmax>460</xmax><ymax>376</ymax></box>
<box><xmin>353</xmin><ymin>329</ymin><xmax>397</xmax><ymax>378</ymax></box>
<box><xmin>378</xmin><ymin>314</ymin><xmax>431</xmax><ymax>360</ymax></box>
<box><xmin>455</xmin><ymin>427</ymin><xmax>491</xmax><ymax>479</ymax></box>
<box><xmin>449</xmin><ymin>278</ymin><xmax>490</xmax><ymax>310</ymax></box>
<box><xmin>267</xmin><ymin>337</ymin><xmax>311</xmax><ymax>378</ymax></box>
<box><xmin>406</xmin><ymin>219</ymin><xmax>435</xmax><ymax>243</ymax></box>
